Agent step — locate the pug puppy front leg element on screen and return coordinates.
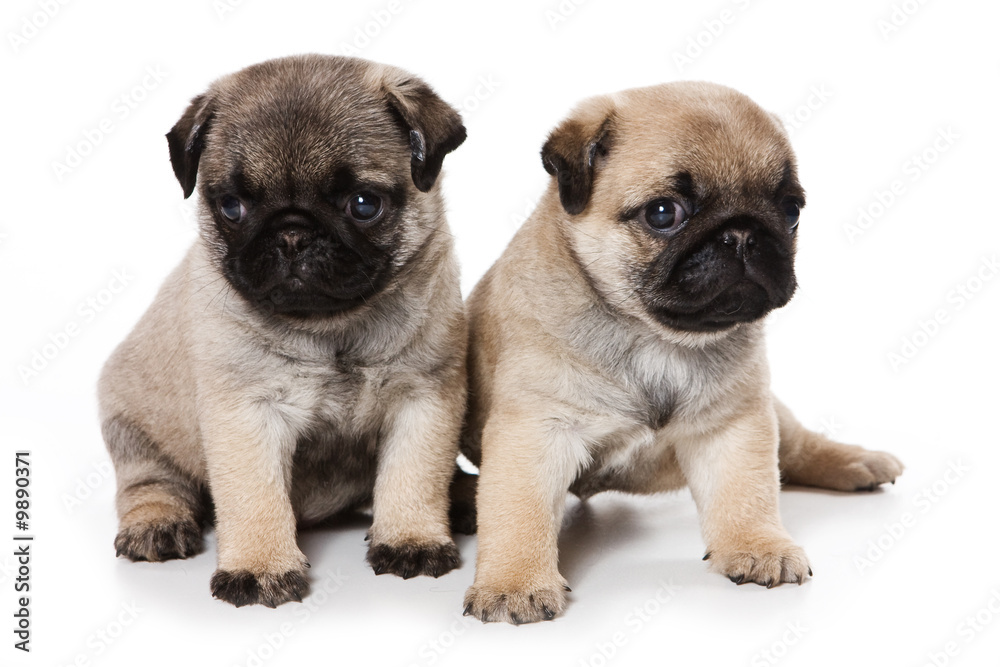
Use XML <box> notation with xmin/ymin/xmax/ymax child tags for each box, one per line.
<box><xmin>675</xmin><ymin>398</ymin><xmax>811</xmax><ymax>587</ymax></box>
<box><xmin>366</xmin><ymin>387</ymin><xmax>463</xmax><ymax>579</ymax></box>
<box><xmin>774</xmin><ymin>397</ymin><xmax>904</xmax><ymax>492</ymax></box>
<box><xmin>463</xmin><ymin>409</ymin><xmax>577</xmax><ymax>624</ymax></box>
<box><xmin>202</xmin><ymin>399</ymin><xmax>309</xmax><ymax>608</ymax></box>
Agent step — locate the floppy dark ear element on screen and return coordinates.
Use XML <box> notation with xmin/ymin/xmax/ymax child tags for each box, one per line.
<box><xmin>540</xmin><ymin>99</ymin><xmax>615</xmax><ymax>215</ymax></box>
<box><xmin>165</xmin><ymin>93</ymin><xmax>216</xmax><ymax>199</ymax></box>
<box><xmin>386</xmin><ymin>79</ymin><xmax>466</xmax><ymax>192</ymax></box>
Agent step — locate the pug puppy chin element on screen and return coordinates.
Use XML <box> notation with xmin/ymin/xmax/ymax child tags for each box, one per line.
<box><xmin>460</xmin><ymin>81</ymin><xmax>904</xmax><ymax>624</ymax></box>
<box><xmin>99</xmin><ymin>54</ymin><xmax>469</xmax><ymax>608</ymax></box>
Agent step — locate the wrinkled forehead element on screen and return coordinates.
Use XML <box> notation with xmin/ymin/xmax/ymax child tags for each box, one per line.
<box><xmin>202</xmin><ymin>65</ymin><xmax>411</xmax><ymax>193</ymax></box>
<box><xmin>602</xmin><ymin>86</ymin><xmax>794</xmax><ymax>203</ymax></box>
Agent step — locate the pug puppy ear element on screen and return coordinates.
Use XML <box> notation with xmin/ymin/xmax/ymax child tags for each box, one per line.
<box><xmin>166</xmin><ymin>93</ymin><xmax>216</xmax><ymax>198</ymax></box>
<box><xmin>540</xmin><ymin>97</ymin><xmax>616</xmax><ymax>215</ymax></box>
<box><xmin>385</xmin><ymin>77</ymin><xmax>466</xmax><ymax>192</ymax></box>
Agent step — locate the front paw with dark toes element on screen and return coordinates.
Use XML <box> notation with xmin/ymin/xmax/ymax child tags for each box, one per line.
<box><xmin>708</xmin><ymin>536</ymin><xmax>811</xmax><ymax>588</ymax></box>
<box><xmin>114</xmin><ymin>519</ymin><xmax>203</xmax><ymax>562</ymax></box>
<box><xmin>463</xmin><ymin>581</ymin><xmax>568</xmax><ymax>624</ymax></box>
<box><xmin>367</xmin><ymin>541</ymin><xmax>460</xmax><ymax>579</ymax></box>
<box><xmin>210</xmin><ymin>569</ymin><xmax>309</xmax><ymax>608</ymax></box>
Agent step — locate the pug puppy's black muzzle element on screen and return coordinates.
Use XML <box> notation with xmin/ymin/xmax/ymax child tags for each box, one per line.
<box><xmin>224</xmin><ymin>211</ymin><xmax>390</xmax><ymax>317</ymax></box>
<box><xmin>642</xmin><ymin>216</ymin><xmax>797</xmax><ymax>332</ymax></box>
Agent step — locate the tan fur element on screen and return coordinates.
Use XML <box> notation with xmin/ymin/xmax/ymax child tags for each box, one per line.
<box><xmin>462</xmin><ymin>82</ymin><xmax>903</xmax><ymax>623</ymax></box>
<box><xmin>99</xmin><ymin>55</ymin><xmax>468</xmax><ymax>607</ymax></box>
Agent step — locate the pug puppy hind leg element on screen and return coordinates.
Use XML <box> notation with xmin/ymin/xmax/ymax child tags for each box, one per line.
<box><xmin>675</xmin><ymin>397</ymin><xmax>810</xmax><ymax>587</ymax></box>
<box><xmin>774</xmin><ymin>397</ymin><xmax>904</xmax><ymax>492</ymax></box>
<box><xmin>464</xmin><ymin>409</ymin><xmax>578</xmax><ymax>624</ymax></box>
<box><xmin>105</xmin><ymin>418</ymin><xmax>207</xmax><ymax>562</ymax></box>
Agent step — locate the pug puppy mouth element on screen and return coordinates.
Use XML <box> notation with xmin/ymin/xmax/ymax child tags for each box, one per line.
<box><xmin>648</xmin><ymin>283</ymin><xmax>771</xmax><ymax>332</ymax></box>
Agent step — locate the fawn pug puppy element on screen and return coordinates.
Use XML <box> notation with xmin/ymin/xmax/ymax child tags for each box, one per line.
<box><xmin>461</xmin><ymin>82</ymin><xmax>903</xmax><ymax>623</ymax></box>
<box><xmin>99</xmin><ymin>55</ymin><xmax>469</xmax><ymax>607</ymax></box>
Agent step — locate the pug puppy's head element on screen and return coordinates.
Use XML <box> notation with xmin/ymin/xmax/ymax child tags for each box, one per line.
<box><xmin>541</xmin><ymin>82</ymin><xmax>803</xmax><ymax>339</ymax></box>
<box><xmin>166</xmin><ymin>55</ymin><xmax>465</xmax><ymax>318</ymax></box>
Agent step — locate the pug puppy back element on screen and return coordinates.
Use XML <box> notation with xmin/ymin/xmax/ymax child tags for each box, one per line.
<box><xmin>98</xmin><ymin>55</ymin><xmax>468</xmax><ymax>607</ymax></box>
<box><xmin>461</xmin><ymin>82</ymin><xmax>903</xmax><ymax>623</ymax></box>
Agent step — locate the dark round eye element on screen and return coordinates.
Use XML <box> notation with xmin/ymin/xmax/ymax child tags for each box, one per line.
<box><xmin>641</xmin><ymin>198</ymin><xmax>688</xmax><ymax>232</ymax></box>
<box><xmin>219</xmin><ymin>195</ymin><xmax>246</xmax><ymax>224</ymax></box>
<box><xmin>346</xmin><ymin>193</ymin><xmax>383</xmax><ymax>223</ymax></box>
<box><xmin>782</xmin><ymin>198</ymin><xmax>801</xmax><ymax>232</ymax></box>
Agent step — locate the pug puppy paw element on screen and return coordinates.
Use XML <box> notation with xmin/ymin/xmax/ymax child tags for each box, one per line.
<box><xmin>837</xmin><ymin>449</ymin><xmax>904</xmax><ymax>491</ymax></box>
<box><xmin>776</xmin><ymin>409</ymin><xmax>906</xmax><ymax>492</ymax></box>
<box><xmin>366</xmin><ymin>541</ymin><xmax>460</xmax><ymax>579</ymax></box>
<box><xmin>114</xmin><ymin>517</ymin><xmax>203</xmax><ymax>562</ymax></box>
<box><xmin>463</xmin><ymin>579</ymin><xmax>568</xmax><ymax>624</ymax></box>
<box><xmin>210</xmin><ymin>569</ymin><xmax>309</xmax><ymax>608</ymax></box>
<box><xmin>835</xmin><ymin>449</ymin><xmax>905</xmax><ymax>491</ymax></box>
<box><xmin>708</xmin><ymin>535</ymin><xmax>811</xmax><ymax>587</ymax></box>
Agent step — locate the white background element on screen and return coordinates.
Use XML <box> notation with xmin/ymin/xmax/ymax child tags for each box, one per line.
<box><xmin>3</xmin><ymin>0</ymin><xmax>999</xmax><ymax>665</ymax></box>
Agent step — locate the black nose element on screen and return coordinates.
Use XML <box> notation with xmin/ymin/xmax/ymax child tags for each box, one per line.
<box><xmin>277</xmin><ymin>226</ymin><xmax>315</xmax><ymax>259</ymax></box>
<box><xmin>720</xmin><ymin>227</ymin><xmax>756</xmax><ymax>258</ymax></box>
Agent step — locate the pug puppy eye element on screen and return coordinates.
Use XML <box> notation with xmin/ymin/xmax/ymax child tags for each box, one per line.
<box><xmin>782</xmin><ymin>198</ymin><xmax>801</xmax><ymax>232</ymax></box>
<box><xmin>346</xmin><ymin>193</ymin><xmax>383</xmax><ymax>223</ymax></box>
<box><xmin>641</xmin><ymin>198</ymin><xmax>688</xmax><ymax>233</ymax></box>
<box><xmin>219</xmin><ymin>196</ymin><xmax>247</xmax><ymax>225</ymax></box>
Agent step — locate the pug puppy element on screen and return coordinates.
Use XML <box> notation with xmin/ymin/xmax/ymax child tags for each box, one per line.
<box><xmin>98</xmin><ymin>55</ymin><xmax>469</xmax><ymax>607</ymax></box>
<box><xmin>461</xmin><ymin>82</ymin><xmax>903</xmax><ymax>624</ymax></box>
